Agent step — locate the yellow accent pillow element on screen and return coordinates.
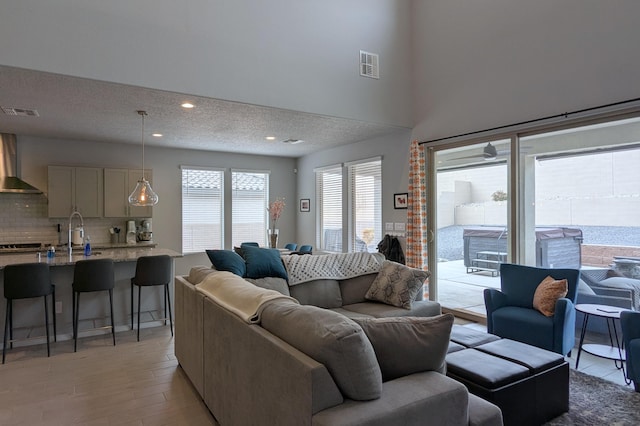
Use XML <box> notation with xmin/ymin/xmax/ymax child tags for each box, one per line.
<box><xmin>533</xmin><ymin>275</ymin><xmax>568</xmax><ymax>317</ymax></box>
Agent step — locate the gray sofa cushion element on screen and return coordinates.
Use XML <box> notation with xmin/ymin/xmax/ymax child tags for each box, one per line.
<box><xmin>342</xmin><ymin>300</ymin><xmax>441</xmax><ymax>318</ymax></box>
<box><xmin>244</xmin><ymin>277</ymin><xmax>290</xmax><ymax>296</ymax></box>
<box><xmin>261</xmin><ymin>300</ymin><xmax>383</xmax><ymax>401</ymax></box>
<box><xmin>289</xmin><ymin>279</ymin><xmax>342</xmax><ymax>308</ymax></box>
<box><xmin>354</xmin><ymin>314</ymin><xmax>455</xmax><ymax>380</ymax></box>
<box><xmin>339</xmin><ymin>273</ymin><xmax>379</xmax><ymax>305</ymax></box>
<box><xmin>365</xmin><ymin>260</ymin><xmax>429</xmax><ymax>309</ymax></box>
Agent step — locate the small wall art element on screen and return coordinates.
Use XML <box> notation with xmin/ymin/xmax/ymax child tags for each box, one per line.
<box><xmin>394</xmin><ymin>193</ymin><xmax>408</xmax><ymax>209</ymax></box>
<box><xmin>300</xmin><ymin>198</ymin><xmax>310</xmax><ymax>212</ymax></box>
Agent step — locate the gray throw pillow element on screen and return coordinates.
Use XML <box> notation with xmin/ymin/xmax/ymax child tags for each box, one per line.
<box><xmin>261</xmin><ymin>301</ymin><xmax>382</xmax><ymax>401</ymax></box>
<box><xmin>365</xmin><ymin>260</ymin><xmax>429</xmax><ymax>309</ymax></box>
<box><xmin>354</xmin><ymin>314</ymin><xmax>454</xmax><ymax>381</ymax></box>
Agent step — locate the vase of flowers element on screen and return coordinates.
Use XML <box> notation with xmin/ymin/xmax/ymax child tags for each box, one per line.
<box><xmin>268</xmin><ymin>197</ymin><xmax>285</xmax><ymax>248</ymax></box>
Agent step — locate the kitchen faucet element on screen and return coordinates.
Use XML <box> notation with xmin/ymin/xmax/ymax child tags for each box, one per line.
<box><xmin>68</xmin><ymin>210</ymin><xmax>84</xmax><ymax>255</ymax></box>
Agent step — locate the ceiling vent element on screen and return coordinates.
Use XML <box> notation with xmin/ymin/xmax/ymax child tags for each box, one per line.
<box><xmin>282</xmin><ymin>138</ymin><xmax>304</xmax><ymax>145</ymax></box>
<box><xmin>359</xmin><ymin>51</ymin><xmax>379</xmax><ymax>79</ymax></box>
<box><xmin>1</xmin><ymin>107</ymin><xmax>39</xmax><ymax>117</ymax></box>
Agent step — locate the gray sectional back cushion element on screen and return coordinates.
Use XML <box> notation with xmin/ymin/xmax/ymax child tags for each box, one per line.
<box><xmin>289</xmin><ymin>279</ymin><xmax>342</xmax><ymax>308</ymax></box>
<box><xmin>339</xmin><ymin>273</ymin><xmax>379</xmax><ymax>305</ymax></box>
<box><xmin>354</xmin><ymin>314</ymin><xmax>454</xmax><ymax>381</ymax></box>
<box><xmin>261</xmin><ymin>300</ymin><xmax>383</xmax><ymax>401</ymax></box>
<box><xmin>244</xmin><ymin>277</ymin><xmax>290</xmax><ymax>296</ymax></box>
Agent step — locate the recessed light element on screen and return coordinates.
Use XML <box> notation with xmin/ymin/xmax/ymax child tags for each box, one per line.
<box><xmin>152</xmin><ymin>133</ymin><xmax>163</xmax><ymax>137</ymax></box>
<box><xmin>181</xmin><ymin>103</ymin><xmax>194</xmax><ymax>109</ymax></box>
<box><xmin>266</xmin><ymin>136</ymin><xmax>276</xmax><ymax>140</ymax></box>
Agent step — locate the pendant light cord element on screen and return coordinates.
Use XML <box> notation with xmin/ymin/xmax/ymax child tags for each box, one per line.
<box><xmin>138</xmin><ymin>110</ymin><xmax>147</xmax><ymax>179</ymax></box>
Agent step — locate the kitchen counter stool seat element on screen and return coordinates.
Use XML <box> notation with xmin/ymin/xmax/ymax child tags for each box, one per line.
<box><xmin>131</xmin><ymin>255</ymin><xmax>173</xmax><ymax>341</ymax></box>
<box><xmin>3</xmin><ymin>263</ymin><xmax>57</xmax><ymax>364</ymax></box>
<box><xmin>72</xmin><ymin>258</ymin><xmax>116</xmax><ymax>352</ymax></box>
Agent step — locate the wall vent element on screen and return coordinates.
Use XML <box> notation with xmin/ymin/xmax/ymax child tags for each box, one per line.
<box><xmin>359</xmin><ymin>51</ymin><xmax>379</xmax><ymax>79</ymax></box>
<box><xmin>1</xmin><ymin>107</ymin><xmax>39</xmax><ymax>117</ymax></box>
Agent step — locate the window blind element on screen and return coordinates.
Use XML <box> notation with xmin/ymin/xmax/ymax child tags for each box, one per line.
<box><xmin>349</xmin><ymin>159</ymin><xmax>382</xmax><ymax>253</ymax></box>
<box><xmin>182</xmin><ymin>168</ymin><xmax>224</xmax><ymax>253</ymax></box>
<box><xmin>232</xmin><ymin>171</ymin><xmax>269</xmax><ymax>247</ymax></box>
<box><xmin>316</xmin><ymin>166</ymin><xmax>343</xmax><ymax>252</ymax></box>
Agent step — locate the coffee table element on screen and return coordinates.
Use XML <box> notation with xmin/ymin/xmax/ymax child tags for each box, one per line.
<box><xmin>575</xmin><ymin>303</ymin><xmax>631</xmax><ymax>384</ymax></box>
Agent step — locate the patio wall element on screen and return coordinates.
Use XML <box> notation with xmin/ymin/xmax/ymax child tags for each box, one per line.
<box><xmin>582</xmin><ymin>244</ymin><xmax>640</xmax><ymax>268</ymax></box>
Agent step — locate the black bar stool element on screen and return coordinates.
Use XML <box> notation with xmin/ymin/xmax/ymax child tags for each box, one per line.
<box><xmin>131</xmin><ymin>255</ymin><xmax>173</xmax><ymax>341</ymax></box>
<box><xmin>72</xmin><ymin>258</ymin><xmax>116</xmax><ymax>352</ymax></box>
<box><xmin>3</xmin><ymin>263</ymin><xmax>57</xmax><ymax>364</ymax></box>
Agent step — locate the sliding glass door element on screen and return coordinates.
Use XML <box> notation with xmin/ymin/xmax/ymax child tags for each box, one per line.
<box><xmin>425</xmin><ymin>112</ymin><xmax>640</xmax><ymax>319</ymax></box>
<box><xmin>430</xmin><ymin>139</ymin><xmax>510</xmax><ymax>317</ymax></box>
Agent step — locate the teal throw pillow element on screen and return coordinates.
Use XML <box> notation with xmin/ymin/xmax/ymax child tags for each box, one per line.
<box><xmin>206</xmin><ymin>250</ymin><xmax>246</xmax><ymax>277</ymax></box>
<box><xmin>241</xmin><ymin>245</ymin><xmax>288</xmax><ymax>280</ymax></box>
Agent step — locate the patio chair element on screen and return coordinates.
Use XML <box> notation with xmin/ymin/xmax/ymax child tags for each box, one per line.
<box><xmin>484</xmin><ymin>263</ymin><xmax>580</xmax><ymax>355</ymax></box>
<box><xmin>621</xmin><ymin>310</ymin><xmax>640</xmax><ymax>391</ymax></box>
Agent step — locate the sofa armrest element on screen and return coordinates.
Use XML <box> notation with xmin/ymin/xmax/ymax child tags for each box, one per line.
<box><xmin>174</xmin><ymin>275</ymin><xmax>205</xmax><ymax>396</ymax></box>
<box><xmin>577</xmin><ymin>287</ymin><xmax>633</xmax><ymax>309</ymax></box>
<box><xmin>483</xmin><ymin>288</ymin><xmax>507</xmax><ymax>334</ymax></box>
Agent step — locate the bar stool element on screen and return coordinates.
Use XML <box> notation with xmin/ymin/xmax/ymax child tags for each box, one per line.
<box><xmin>72</xmin><ymin>258</ymin><xmax>116</xmax><ymax>352</ymax></box>
<box><xmin>131</xmin><ymin>255</ymin><xmax>173</xmax><ymax>341</ymax></box>
<box><xmin>3</xmin><ymin>263</ymin><xmax>56</xmax><ymax>364</ymax></box>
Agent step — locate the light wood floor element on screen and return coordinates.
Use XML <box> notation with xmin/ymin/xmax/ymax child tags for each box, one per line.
<box><xmin>1</xmin><ymin>322</ymin><xmax>631</xmax><ymax>425</ymax></box>
<box><xmin>0</xmin><ymin>326</ymin><xmax>217</xmax><ymax>426</ymax></box>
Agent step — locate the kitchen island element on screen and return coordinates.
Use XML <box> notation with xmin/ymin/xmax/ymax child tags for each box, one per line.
<box><xmin>0</xmin><ymin>246</ymin><xmax>182</xmax><ymax>348</ymax></box>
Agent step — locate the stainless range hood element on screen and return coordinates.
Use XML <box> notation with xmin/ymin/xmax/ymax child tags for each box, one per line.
<box><xmin>0</xmin><ymin>133</ymin><xmax>42</xmax><ymax>194</ymax></box>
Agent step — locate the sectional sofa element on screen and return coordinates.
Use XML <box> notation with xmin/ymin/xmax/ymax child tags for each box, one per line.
<box><xmin>175</xmin><ymin>250</ymin><xmax>503</xmax><ymax>426</ymax></box>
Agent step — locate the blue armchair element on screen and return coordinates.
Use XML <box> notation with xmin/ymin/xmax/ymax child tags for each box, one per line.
<box><xmin>621</xmin><ymin>311</ymin><xmax>640</xmax><ymax>391</ymax></box>
<box><xmin>484</xmin><ymin>263</ymin><xmax>580</xmax><ymax>355</ymax></box>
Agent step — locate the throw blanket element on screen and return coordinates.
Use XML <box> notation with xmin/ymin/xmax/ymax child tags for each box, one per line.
<box><xmin>283</xmin><ymin>252</ymin><xmax>384</xmax><ymax>286</ymax></box>
<box><xmin>196</xmin><ymin>271</ymin><xmax>298</xmax><ymax>323</ymax></box>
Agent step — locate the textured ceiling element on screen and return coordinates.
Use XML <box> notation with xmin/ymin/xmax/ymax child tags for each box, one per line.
<box><xmin>0</xmin><ymin>66</ymin><xmax>407</xmax><ymax>158</ymax></box>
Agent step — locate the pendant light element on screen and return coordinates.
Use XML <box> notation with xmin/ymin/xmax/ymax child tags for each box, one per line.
<box><xmin>128</xmin><ymin>110</ymin><xmax>159</xmax><ymax>206</ymax></box>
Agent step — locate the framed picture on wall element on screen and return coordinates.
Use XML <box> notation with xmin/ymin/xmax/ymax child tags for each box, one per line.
<box><xmin>300</xmin><ymin>198</ymin><xmax>310</xmax><ymax>212</ymax></box>
<box><xmin>394</xmin><ymin>193</ymin><xmax>408</xmax><ymax>209</ymax></box>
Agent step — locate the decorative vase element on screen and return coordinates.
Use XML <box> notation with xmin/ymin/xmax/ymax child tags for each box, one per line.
<box><xmin>269</xmin><ymin>229</ymin><xmax>279</xmax><ymax>248</ymax></box>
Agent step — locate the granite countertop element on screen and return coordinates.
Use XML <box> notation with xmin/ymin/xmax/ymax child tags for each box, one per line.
<box><xmin>0</xmin><ymin>247</ymin><xmax>182</xmax><ymax>269</ymax></box>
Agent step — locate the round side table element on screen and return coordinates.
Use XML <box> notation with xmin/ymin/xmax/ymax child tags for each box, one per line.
<box><xmin>575</xmin><ymin>303</ymin><xmax>631</xmax><ymax>384</ymax></box>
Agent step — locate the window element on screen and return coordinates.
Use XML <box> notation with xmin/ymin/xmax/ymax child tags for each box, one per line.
<box><xmin>316</xmin><ymin>158</ymin><xmax>382</xmax><ymax>253</ymax></box>
<box><xmin>232</xmin><ymin>170</ymin><xmax>269</xmax><ymax>247</ymax></box>
<box><xmin>349</xmin><ymin>159</ymin><xmax>382</xmax><ymax>252</ymax></box>
<box><xmin>316</xmin><ymin>165</ymin><xmax>343</xmax><ymax>252</ymax></box>
<box><xmin>182</xmin><ymin>167</ymin><xmax>223</xmax><ymax>254</ymax></box>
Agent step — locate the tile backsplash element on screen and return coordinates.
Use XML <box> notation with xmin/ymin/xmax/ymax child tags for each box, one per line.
<box><xmin>0</xmin><ymin>193</ymin><xmax>143</xmax><ymax>247</ymax></box>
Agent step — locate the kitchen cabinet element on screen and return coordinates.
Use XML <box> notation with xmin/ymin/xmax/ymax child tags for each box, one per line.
<box><xmin>104</xmin><ymin>168</ymin><xmax>153</xmax><ymax>218</ymax></box>
<box><xmin>48</xmin><ymin>166</ymin><xmax>103</xmax><ymax>218</ymax></box>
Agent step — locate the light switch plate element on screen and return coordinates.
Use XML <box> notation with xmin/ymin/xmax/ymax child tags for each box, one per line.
<box><xmin>394</xmin><ymin>222</ymin><xmax>406</xmax><ymax>231</ymax></box>
<box><xmin>385</xmin><ymin>222</ymin><xmax>394</xmax><ymax>231</ymax></box>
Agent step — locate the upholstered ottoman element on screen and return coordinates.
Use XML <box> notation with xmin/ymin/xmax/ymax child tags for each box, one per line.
<box><xmin>446</xmin><ymin>326</ymin><xmax>569</xmax><ymax>426</ymax></box>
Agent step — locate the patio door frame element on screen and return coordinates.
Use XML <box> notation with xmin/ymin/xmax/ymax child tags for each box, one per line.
<box><xmin>423</xmin><ymin>103</ymin><xmax>640</xmax><ymax>320</ymax></box>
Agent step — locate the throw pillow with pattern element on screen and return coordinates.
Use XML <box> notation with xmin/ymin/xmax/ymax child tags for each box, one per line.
<box><xmin>365</xmin><ymin>260</ymin><xmax>429</xmax><ymax>309</ymax></box>
<box><xmin>533</xmin><ymin>275</ymin><xmax>568</xmax><ymax>317</ymax></box>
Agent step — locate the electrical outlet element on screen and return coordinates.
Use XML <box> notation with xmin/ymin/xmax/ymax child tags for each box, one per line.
<box><xmin>55</xmin><ymin>301</ymin><xmax>62</xmax><ymax>314</ymax></box>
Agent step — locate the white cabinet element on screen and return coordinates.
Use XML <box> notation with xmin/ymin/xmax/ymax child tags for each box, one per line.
<box><xmin>104</xmin><ymin>168</ymin><xmax>153</xmax><ymax>218</ymax></box>
<box><xmin>48</xmin><ymin>166</ymin><xmax>103</xmax><ymax>218</ymax></box>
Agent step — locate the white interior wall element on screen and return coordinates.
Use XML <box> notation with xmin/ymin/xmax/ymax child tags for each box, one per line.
<box><xmin>0</xmin><ymin>0</ymin><xmax>413</xmax><ymax>128</ymax></box>
<box><xmin>411</xmin><ymin>0</ymin><xmax>640</xmax><ymax>141</ymax></box>
<box><xmin>296</xmin><ymin>129</ymin><xmax>412</xmax><ymax>249</ymax></box>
